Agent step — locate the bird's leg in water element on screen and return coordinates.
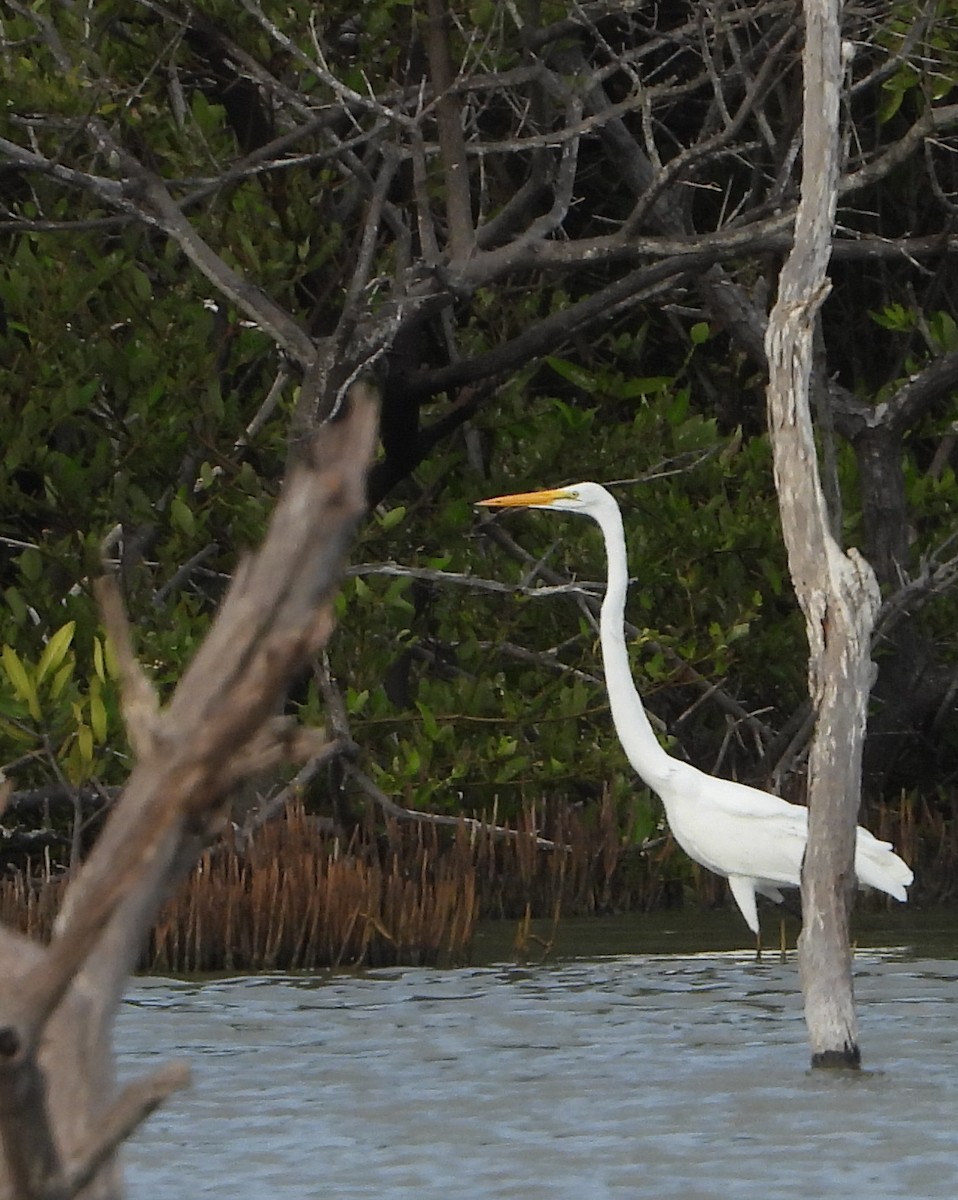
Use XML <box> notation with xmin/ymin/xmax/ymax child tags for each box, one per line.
<box><xmin>754</xmin><ymin>928</ymin><xmax>762</xmax><ymax>962</ymax></box>
<box><xmin>779</xmin><ymin>918</ymin><xmax>787</xmax><ymax>963</ymax></box>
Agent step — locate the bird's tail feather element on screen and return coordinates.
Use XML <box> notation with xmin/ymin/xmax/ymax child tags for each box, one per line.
<box><xmin>855</xmin><ymin>835</ymin><xmax>914</xmax><ymax>901</ymax></box>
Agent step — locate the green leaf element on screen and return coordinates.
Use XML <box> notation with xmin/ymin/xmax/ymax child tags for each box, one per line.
<box><xmin>621</xmin><ymin>376</ymin><xmax>672</xmax><ymax>397</ymax></box>
<box><xmin>690</xmin><ymin>321</ymin><xmax>710</xmax><ymax>345</ymax></box>
<box><xmin>76</xmin><ymin>723</ymin><xmax>94</xmax><ymax>764</ymax></box>
<box><xmin>49</xmin><ymin>658</ymin><xmax>75</xmax><ymax>700</ymax></box>
<box><xmin>384</xmin><ymin>578</ymin><xmax>414</xmax><ymax>613</ymax></box>
<box><xmin>930</xmin><ymin>311</ymin><xmax>958</xmax><ymax>352</ymax></box>
<box><xmin>4</xmin><ymin>587</ymin><xmax>28</xmax><ymax>625</ymax></box>
<box><xmin>18</xmin><ymin>547</ymin><xmax>43</xmax><ymax>583</ymax></box>
<box><xmin>378</xmin><ymin>505</ymin><xmax>407</xmax><ymax>531</ymax></box>
<box><xmin>170</xmin><ymin>495</ymin><xmax>195</xmax><ymax>536</ymax></box>
<box><xmin>551</xmin><ymin>398</ymin><xmax>595</xmax><ymax>431</ymax></box>
<box><xmin>103</xmin><ymin>635</ymin><xmax>120</xmax><ymax>681</ymax></box>
<box><xmin>0</xmin><ymin>716</ymin><xmax>35</xmax><ymax>744</ymax></box>
<box><xmin>197</xmin><ymin>461</ymin><xmax>217</xmax><ymax>491</ymax></box>
<box><xmin>89</xmin><ymin>686</ymin><xmax>108</xmax><ymax>742</ymax></box>
<box><xmin>878</xmin><ymin>79</ymin><xmax>907</xmax><ymax>125</ymax></box>
<box><xmin>547</xmin><ymin>356</ymin><xmax>598</xmax><ymax>393</ymax></box>
<box><xmin>869</xmin><ymin>303</ymin><xmax>912</xmax><ymax>332</ymax></box>
<box><xmin>667</xmin><ymin>390</ymin><xmax>690</xmax><ymax>424</ymax></box>
<box><xmin>1</xmin><ymin>644</ymin><xmax>40</xmax><ymax>720</ymax></box>
<box><xmin>93</xmin><ymin>636</ymin><xmax>106</xmax><ymax>683</ymax></box>
<box><xmin>130</xmin><ymin>268</ymin><xmax>153</xmax><ymax>302</ymax></box>
<box><xmin>203</xmin><ymin>382</ymin><xmax>225</xmax><ymax>421</ymax></box>
<box><xmin>416</xmin><ymin>700</ymin><xmax>440</xmax><ymax>741</ymax></box>
<box><xmin>36</xmin><ymin>620</ymin><xmax>76</xmax><ymax>684</ymax></box>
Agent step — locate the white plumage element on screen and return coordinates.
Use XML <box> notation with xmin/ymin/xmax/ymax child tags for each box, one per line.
<box><xmin>478</xmin><ymin>481</ymin><xmax>913</xmax><ymax>935</ymax></box>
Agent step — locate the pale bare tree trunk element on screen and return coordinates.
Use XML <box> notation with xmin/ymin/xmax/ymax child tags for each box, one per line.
<box><xmin>0</xmin><ymin>390</ymin><xmax>378</xmax><ymax>1198</ymax></box>
<box><xmin>765</xmin><ymin>0</ymin><xmax>881</xmax><ymax>1067</ymax></box>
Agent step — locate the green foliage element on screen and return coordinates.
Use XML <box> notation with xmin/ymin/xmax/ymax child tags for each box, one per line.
<box><xmin>0</xmin><ymin>211</ymin><xmax>284</xmax><ymax>796</ymax></box>
<box><xmin>875</xmin><ymin>3</ymin><xmax>958</xmax><ymax>122</ymax></box>
<box><xmin>1</xmin><ymin>0</ymin><xmax>956</xmax><ymax>856</ymax></box>
<box><xmin>317</xmin><ymin>321</ymin><xmax>803</xmax><ymax>827</ymax></box>
<box><xmin>0</xmin><ymin>622</ymin><xmax>121</xmax><ymax>785</ymax></box>
<box><xmin>870</xmin><ymin>303</ymin><xmax>956</xmax><ymax>349</ymax></box>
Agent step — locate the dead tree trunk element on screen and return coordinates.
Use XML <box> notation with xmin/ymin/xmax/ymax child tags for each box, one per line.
<box><xmin>0</xmin><ymin>390</ymin><xmax>378</xmax><ymax>1199</ymax></box>
<box><xmin>765</xmin><ymin>0</ymin><xmax>881</xmax><ymax>1067</ymax></box>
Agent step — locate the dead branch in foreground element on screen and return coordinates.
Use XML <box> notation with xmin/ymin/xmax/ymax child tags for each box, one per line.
<box><xmin>0</xmin><ymin>388</ymin><xmax>378</xmax><ymax>1200</ymax></box>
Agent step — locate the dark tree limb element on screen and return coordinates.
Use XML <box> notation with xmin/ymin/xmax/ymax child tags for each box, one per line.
<box><xmin>343</xmin><ymin>763</ymin><xmax>562</xmax><ymax>851</ymax></box>
<box><xmin>422</xmin><ymin>0</ymin><xmax>474</xmax><ymax>259</ymax></box>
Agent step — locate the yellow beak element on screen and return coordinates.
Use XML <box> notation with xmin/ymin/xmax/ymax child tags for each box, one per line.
<box><xmin>476</xmin><ymin>488</ymin><xmax>569</xmax><ymax>508</ymax></box>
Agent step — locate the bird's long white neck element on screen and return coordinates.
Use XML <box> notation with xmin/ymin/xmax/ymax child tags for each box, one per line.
<box><xmin>592</xmin><ymin>500</ymin><xmax>674</xmax><ymax>793</ymax></box>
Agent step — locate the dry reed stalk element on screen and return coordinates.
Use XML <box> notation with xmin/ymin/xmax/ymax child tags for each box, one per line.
<box><xmin>4</xmin><ymin>789</ymin><xmax>938</xmax><ymax>965</ymax></box>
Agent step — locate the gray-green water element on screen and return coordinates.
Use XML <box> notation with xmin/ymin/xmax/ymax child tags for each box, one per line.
<box><xmin>118</xmin><ymin>912</ymin><xmax>958</xmax><ymax>1199</ymax></box>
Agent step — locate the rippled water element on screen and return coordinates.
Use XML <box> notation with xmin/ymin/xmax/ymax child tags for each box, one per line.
<box><xmin>117</xmin><ymin>916</ymin><xmax>958</xmax><ymax>1199</ymax></box>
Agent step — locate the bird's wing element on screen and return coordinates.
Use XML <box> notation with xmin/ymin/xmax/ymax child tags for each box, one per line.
<box><xmin>667</xmin><ymin>761</ymin><xmax>804</xmax><ymax>822</ymax></box>
<box><xmin>701</xmin><ymin>812</ymin><xmax>806</xmax><ymax>884</ymax></box>
<box><xmin>660</xmin><ymin>761</ymin><xmax>807</xmax><ymax>886</ymax></box>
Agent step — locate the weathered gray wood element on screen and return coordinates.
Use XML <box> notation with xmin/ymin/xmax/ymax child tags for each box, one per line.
<box><xmin>0</xmin><ymin>390</ymin><xmax>378</xmax><ymax>1197</ymax></box>
<box><xmin>765</xmin><ymin>0</ymin><xmax>881</xmax><ymax>1066</ymax></box>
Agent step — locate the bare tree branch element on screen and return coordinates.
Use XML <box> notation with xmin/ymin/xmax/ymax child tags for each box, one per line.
<box><xmin>343</xmin><ymin>763</ymin><xmax>563</xmax><ymax>851</ymax></box>
<box><xmin>423</xmin><ymin>0</ymin><xmax>475</xmax><ymax>259</ymax></box>
<box><xmin>348</xmin><ymin>560</ymin><xmax>603</xmax><ymax>599</ymax></box>
<box><xmin>61</xmin><ymin>1062</ymin><xmax>191</xmax><ymax>1200</ymax></box>
<box><xmin>0</xmin><ymin>388</ymin><xmax>378</xmax><ymax>1198</ymax></box>
<box><xmin>765</xmin><ymin>0</ymin><xmax>878</xmax><ymax>1067</ymax></box>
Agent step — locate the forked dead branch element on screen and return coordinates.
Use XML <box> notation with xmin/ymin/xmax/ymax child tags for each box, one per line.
<box><xmin>0</xmin><ymin>390</ymin><xmax>378</xmax><ymax>1200</ymax></box>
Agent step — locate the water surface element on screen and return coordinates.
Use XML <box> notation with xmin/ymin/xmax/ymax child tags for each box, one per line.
<box><xmin>118</xmin><ymin>912</ymin><xmax>958</xmax><ymax>1199</ymax></box>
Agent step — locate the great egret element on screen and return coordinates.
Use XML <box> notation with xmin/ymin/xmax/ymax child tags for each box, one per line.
<box><xmin>477</xmin><ymin>482</ymin><xmax>913</xmax><ymax>936</ymax></box>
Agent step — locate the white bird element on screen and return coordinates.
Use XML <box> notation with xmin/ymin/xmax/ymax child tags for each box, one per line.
<box><xmin>477</xmin><ymin>481</ymin><xmax>913</xmax><ymax>936</ymax></box>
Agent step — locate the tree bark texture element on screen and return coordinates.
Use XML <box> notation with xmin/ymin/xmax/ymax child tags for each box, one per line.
<box><xmin>0</xmin><ymin>391</ymin><xmax>378</xmax><ymax>1198</ymax></box>
<box><xmin>764</xmin><ymin>0</ymin><xmax>881</xmax><ymax>1067</ymax></box>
